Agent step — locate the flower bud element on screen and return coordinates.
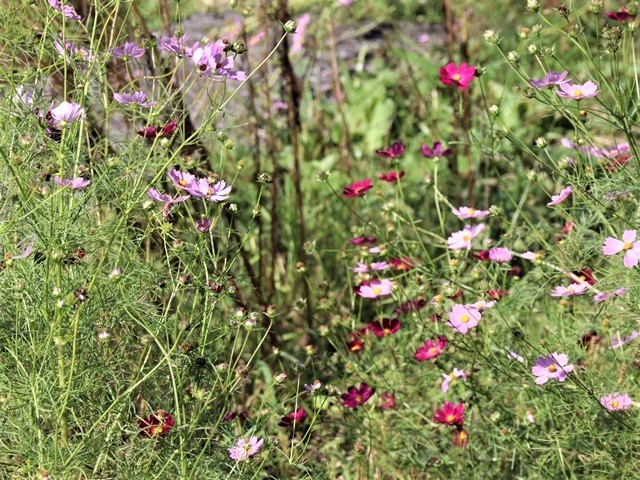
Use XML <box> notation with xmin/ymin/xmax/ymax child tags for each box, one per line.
<box><xmin>283</xmin><ymin>20</ymin><xmax>297</xmax><ymax>34</ymax></box>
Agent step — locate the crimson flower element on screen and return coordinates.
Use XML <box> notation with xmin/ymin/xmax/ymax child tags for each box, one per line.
<box><xmin>572</xmin><ymin>268</ymin><xmax>596</xmax><ymax>286</ymax></box>
<box><xmin>379</xmin><ymin>170</ymin><xmax>405</xmax><ymax>183</ymax></box>
<box><xmin>375</xmin><ymin>142</ymin><xmax>405</xmax><ymax>159</ymax></box>
<box><xmin>139</xmin><ymin>410</ymin><xmax>175</xmax><ymax>437</ymax></box>
<box><xmin>395</xmin><ymin>297</ymin><xmax>428</xmax><ymax>315</ymax></box>
<box><xmin>433</xmin><ymin>402</ymin><xmax>464</xmax><ymax>426</ymax></box>
<box><xmin>346</xmin><ymin>333</ymin><xmax>365</xmax><ymax>353</ymax></box>
<box><xmin>341</xmin><ymin>383</ymin><xmax>375</xmax><ymax>408</ymax></box>
<box><xmin>439</xmin><ymin>62</ymin><xmax>476</xmax><ymax>90</ymax></box>
<box><xmin>415</xmin><ymin>336</ymin><xmax>447</xmax><ymax>362</ymax></box>
<box><xmin>137</xmin><ymin>121</ymin><xmax>178</xmax><ymax>139</ymax></box>
<box><xmin>607</xmin><ymin>9</ymin><xmax>634</xmax><ymax>22</ymax></box>
<box><xmin>369</xmin><ymin>318</ymin><xmax>400</xmax><ymax>338</ymax></box>
<box><xmin>278</xmin><ymin>408</ymin><xmax>307</xmax><ymax>427</ymax></box>
<box><xmin>349</xmin><ymin>236</ymin><xmax>377</xmax><ymax>246</ymax></box>
<box><xmin>389</xmin><ymin>257</ymin><xmax>413</xmax><ymax>271</ymax></box>
<box><xmin>343</xmin><ymin>178</ymin><xmax>372</xmax><ymax>198</ymax></box>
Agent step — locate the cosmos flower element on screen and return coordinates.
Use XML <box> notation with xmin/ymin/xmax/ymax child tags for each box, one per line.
<box><xmin>508</xmin><ymin>351</ymin><xmax>525</xmax><ymax>363</ymax></box>
<box><xmin>355</xmin><ymin>279</ymin><xmax>393</xmax><ymax>299</ymax></box>
<box><xmin>112</xmin><ymin>41</ymin><xmax>145</xmax><ymax>59</ymax></box>
<box><xmin>113</xmin><ymin>91</ymin><xmax>156</xmax><ymax>107</ymax></box>
<box><xmin>602</xmin><ymin>230</ymin><xmax>640</xmax><ymax>267</ymax></box>
<box><xmin>147</xmin><ymin>188</ymin><xmax>190</xmax><ymax>218</ymax></box>
<box><xmin>447</xmin><ymin>304</ymin><xmax>482</xmax><ymax>335</ymax></box>
<box><xmin>54</xmin><ymin>176</ymin><xmax>90</xmax><ymax>189</ymax></box>
<box><xmin>168</xmin><ymin>169</ymin><xmax>197</xmax><ymax>190</ymax></box>
<box><xmin>47</xmin><ymin>0</ymin><xmax>81</xmax><ymax>20</ymax></box>
<box><xmin>343</xmin><ymin>178</ymin><xmax>373</xmax><ymax>198</ymax></box>
<box><xmin>441</xmin><ymin>368</ymin><xmax>467</xmax><ymax>392</ymax></box>
<box><xmin>190</xmin><ymin>40</ymin><xmax>246</xmax><ymax>80</ymax></box>
<box><xmin>452</xmin><ymin>206</ymin><xmax>490</xmax><ymax>219</ymax></box>
<box><xmin>139</xmin><ymin>410</ymin><xmax>175</xmax><ymax>437</ymax></box>
<box><xmin>547</xmin><ymin>185</ymin><xmax>573</xmax><ymax>206</ymax></box>
<box><xmin>379</xmin><ymin>392</ymin><xmax>396</xmax><ymax>410</ymax></box>
<box><xmin>349</xmin><ymin>236</ymin><xmax>377</xmax><ymax>246</ymax></box>
<box><xmin>599</xmin><ymin>393</ymin><xmax>633</xmax><ymax>411</ymax></box>
<box><xmin>555</xmin><ymin>81</ymin><xmax>599</xmax><ymax>99</ymax></box>
<box><xmin>529</xmin><ymin>71</ymin><xmax>570</xmax><ymax>88</ymax></box>
<box><xmin>607</xmin><ymin>8</ymin><xmax>634</xmax><ymax>22</ymax></box>
<box><xmin>196</xmin><ymin>218</ymin><xmax>212</xmax><ymax>232</ymax></box>
<box><xmin>433</xmin><ymin>402</ymin><xmax>464</xmax><ymax>425</ymax></box>
<box><xmin>531</xmin><ymin>353</ymin><xmax>574</xmax><ymax>385</ymax></box>
<box><xmin>447</xmin><ymin>224</ymin><xmax>485</xmax><ymax>250</ymax></box>
<box><xmin>389</xmin><ymin>257</ymin><xmax>413</xmax><ymax>271</ymax></box>
<box><xmin>379</xmin><ymin>170</ymin><xmax>405</xmax><ymax>183</ymax></box>
<box><xmin>228</xmin><ymin>436</ymin><xmax>263</xmax><ymax>461</ymax></box>
<box><xmin>610</xmin><ymin>330</ymin><xmax>639</xmax><ymax>349</ymax></box>
<box><xmin>137</xmin><ymin>121</ymin><xmax>177</xmax><ymax>139</ymax></box>
<box><xmin>341</xmin><ymin>383</ymin><xmax>375</xmax><ymax>408</ymax></box>
<box><xmin>369</xmin><ymin>318</ymin><xmax>400</xmax><ymax>338</ymax></box>
<box><xmin>489</xmin><ymin>247</ymin><xmax>512</xmax><ymax>263</ymax></box>
<box><xmin>49</xmin><ymin>101</ymin><xmax>85</xmax><ymax>128</ymax></box>
<box><xmin>186</xmin><ymin>178</ymin><xmax>232</xmax><ymax>202</ymax></box>
<box><xmin>439</xmin><ymin>62</ymin><xmax>476</xmax><ymax>90</ymax></box>
<box><xmin>452</xmin><ymin>429</ymin><xmax>469</xmax><ymax>447</ymax></box>
<box><xmin>159</xmin><ymin>34</ymin><xmax>192</xmax><ymax>56</ymax></box>
<box><xmin>376</xmin><ymin>142</ymin><xmax>405</xmax><ymax>159</ymax></box>
<box><xmin>278</xmin><ymin>408</ymin><xmax>307</xmax><ymax>427</ymax></box>
<box><xmin>420</xmin><ymin>141</ymin><xmax>452</xmax><ymax>158</ymax></box>
<box><xmin>550</xmin><ymin>282</ymin><xmax>589</xmax><ymax>297</ymax></box>
<box><xmin>414</xmin><ymin>336</ymin><xmax>447</xmax><ymax>362</ymax></box>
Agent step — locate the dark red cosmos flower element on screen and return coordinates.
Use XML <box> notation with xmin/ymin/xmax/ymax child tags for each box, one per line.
<box><xmin>448</xmin><ymin>289</ymin><xmax>463</xmax><ymax>300</ymax></box>
<box><xmin>376</xmin><ymin>142</ymin><xmax>405</xmax><ymax>159</ymax></box>
<box><xmin>341</xmin><ymin>383</ymin><xmax>375</xmax><ymax>408</ymax></box>
<box><xmin>139</xmin><ymin>410</ymin><xmax>175</xmax><ymax>437</ymax></box>
<box><xmin>420</xmin><ymin>141</ymin><xmax>452</xmax><ymax>158</ymax></box>
<box><xmin>488</xmin><ymin>289</ymin><xmax>508</xmax><ymax>300</ymax></box>
<box><xmin>278</xmin><ymin>408</ymin><xmax>307</xmax><ymax>427</ymax></box>
<box><xmin>562</xmin><ymin>221</ymin><xmax>575</xmax><ymax>235</ymax></box>
<box><xmin>572</xmin><ymin>268</ymin><xmax>596</xmax><ymax>286</ymax></box>
<box><xmin>579</xmin><ymin>330</ymin><xmax>603</xmax><ymax>350</ymax></box>
<box><xmin>452</xmin><ymin>429</ymin><xmax>469</xmax><ymax>447</ymax></box>
<box><xmin>379</xmin><ymin>170</ymin><xmax>405</xmax><ymax>183</ymax></box>
<box><xmin>223</xmin><ymin>410</ymin><xmax>249</xmax><ymax>422</ymax></box>
<box><xmin>349</xmin><ymin>236</ymin><xmax>377</xmax><ymax>246</ymax></box>
<box><xmin>63</xmin><ymin>248</ymin><xmax>86</xmax><ymax>265</ymax></box>
<box><xmin>343</xmin><ymin>178</ymin><xmax>373</xmax><ymax>198</ymax></box>
<box><xmin>137</xmin><ymin>120</ymin><xmax>178</xmax><ymax>139</ymax></box>
<box><xmin>346</xmin><ymin>334</ymin><xmax>365</xmax><ymax>353</ymax></box>
<box><xmin>604</xmin><ymin>153</ymin><xmax>630</xmax><ymax>172</ymax></box>
<box><xmin>415</xmin><ymin>336</ymin><xmax>447</xmax><ymax>362</ymax></box>
<box><xmin>607</xmin><ymin>8</ymin><xmax>634</xmax><ymax>22</ymax></box>
<box><xmin>389</xmin><ymin>257</ymin><xmax>413</xmax><ymax>271</ymax></box>
<box><xmin>369</xmin><ymin>318</ymin><xmax>400</xmax><ymax>338</ymax></box>
<box><xmin>433</xmin><ymin>402</ymin><xmax>464</xmax><ymax>426</ymax></box>
<box><xmin>379</xmin><ymin>392</ymin><xmax>396</xmax><ymax>410</ymax></box>
<box><xmin>475</xmin><ymin>250</ymin><xmax>490</xmax><ymax>261</ymax></box>
<box><xmin>395</xmin><ymin>297</ymin><xmax>428</xmax><ymax>315</ymax></box>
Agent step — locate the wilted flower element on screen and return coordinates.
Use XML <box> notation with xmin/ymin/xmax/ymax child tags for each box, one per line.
<box><xmin>341</xmin><ymin>383</ymin><xmax>375</xmax><ymax>408</ymax></box>
<box><xmin>54</xmin><ymin>176</ymin><xmax>90</xmax><ymax>189</ymax></box>
<box><xmin>228</xmin><ymin>436</ymin><xmax>263</xmax><ymax>461</ymax></box>
<box><xmin>147</xmin><ymin>188</ymin><xmax>190</xmax><ymax>218</ymax></box>
<box><xmin>433</xmin><ymin>402</ymin><xmax>464</xmax><ymax>425</ymax></box>
<box><xmin>439</xmin><ymin>62</ymin><xmax>476</xmax><ymax>90</ymax></box>
<box><xmin>602</xmin><ymin>230</ymin><xmax>640</xmax><ymax>267</ymax></box>
<box><xmin>547</xmin><ymin>185</ymin><xmax>573</xmax><ymax>206</ymax></box>
<box><xmin>139</xmin><ymin>410</ymin><xmax>175</xmax><ymax>437</ymax></box>
<box><xmin>531</xmin><ymin>353</ymin><xmax>574</xmax><ymax>384</ymax></box>
<box><xmin>599</xmin><ymin>393</ymin><xmax>633</xmax><ymax>411</ymax></box>
<box><xmin>555</xmin><ymin>81</ymin><xmax>599</xmax><ymax>99</ymax></box>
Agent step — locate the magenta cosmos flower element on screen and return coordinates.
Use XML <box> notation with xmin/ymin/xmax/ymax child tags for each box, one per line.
<box><xmin>356</xmin><ymin>279</ymin><xmax>393</xmax><ymax>299</ymax></box>
<box><xmin>452</xmin><ymin>206</ymin><xmax>490</xmax><ymax>219</ymax></box>
<box><xmin>380</xmin><ymin>392</ymin><xmax>396</xmax><ymax>410</ymax></box>
<box><xmin>447</xmin><ymin>304</ymin><xmax>482</xmax><ymax>335</ymax></box>
<box><xmin>600</xmin><ymin>393</ymin><xmax>633</xmax><ymax>411</ymax></box>
<box><xmin>439</xmin><ymin>62</ymin><xmax>476</xmax><ymax>90</ymax></box>
<box><xmin>379</xmin><ymin>170</ymin><xmax>405</xmax><ymax>183</ymax></box>
<box><xmin>343</xmin><ymin>178</ymin><xmax>372</xmax><ymax>198</ymax></box>
<box><xmin>228</xmin><ymin>436</ymin><xmax>263</xmax><ymax>461</ymax></box>
<box><xmin>489</xmin><ymin>247</ymin><xmax>512</xmax><ymax>263</ymax></box>
<box><xmin>555</xmin><ymin>81</ymin><xmax>599</xmax><ymax>99</ymax></box>
<box><xmin>447</xmin><ymin>224</ymin><xmax>485</xmax><ymax>250</ymax></box>
<box><xmin>531</xmin><ymin>353</ymin><xmax>574</xmax><ymax>385</ymax></box>
<box><xmin>376</xmin><ymin>142</ymin><xmax>405</xmax><ymax>159</ymax></box>
<box><xmin>433</xmin><ymin>402</ymin><xmax>464</xmax><ymax>426</ymax></box>
<box><xmin>341</xmin><ymin>383</ymin><xmax>375</xmax><ymax>408</ymax></box>
<box><xmin>369</xmin><ymin>318</ymin><xmax>400</xmax><ymax>338</ymax></box>
<box><xmin>420</xmin><ymin>141</ymin><xmax>452</xmax><ymax>158</ymax></box>
<box><xmin>529</xmin><ymin>71</ymin><xmax>570</xmax><ymax>88</ymax></box>
<box><xmin>54</xmin><ymin>176</ymin><xmax>90</xmax><ymax>189</ymax></box>
<box><xmin>547</xmin><ymin>185</ymin><xmax>572</xmax><ymax>206</ymax></box>
<box><xmin>602</xmin><ymin>230</ymin><xmax>640</xmax><ymax>267</ymax></box>
<box><xmin>278</xmin><ymin>408</ymin><xmax>307</xmax><ymax>427</ymax></box>
<box><xmin>138</xmin><ymin>121</ymin><xmax>177</xmax><ymax>139</ymax></box>
<box><xmin>49</xmin><ymin>101</ymin><xmax>85</xmax><ymax>128</ymax></box>
<box><xmin>551</xmin><ymin>282</ymin><xmax>589</xmax><ymax>297</ymax></box>
<box><xmin>415</xmin><ymin>336</ymin><xmax>447</xmax><ymax>362</ymax></box>
<box><xmin>114</xmin><ymin>91</ymin><xmax>156</xmax><ymax>107</ymax></box>
<box><xmin>607</xmin><ymin>9</ymin><xmax>634</xmax><ymax>22</ymax></box>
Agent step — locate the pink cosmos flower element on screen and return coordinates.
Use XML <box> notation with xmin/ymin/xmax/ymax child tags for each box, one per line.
<box><xmin>469</xmin><ymin>299</ymin><xmax>495</xmax><ymax>310</ymax></box>
<box><xmin>599</xmin><ymin>393</ymin><xmax>633</xmax><ymax>411</ymax></box>
<box><xmin>441</xmin><ymin>368</ymin><xmax>467</xmax><ymax>392</ymax></box>
<box><xmin>349</xmin><ymin>236</ymin><xmax>377</xmax><ymax>246</ymax></box>
<box><xmin>433</xmin><ymin>402</ymin><xmax>464</xmax><ymax>425</ymax></box>
<box><xmin>379</xmin><ymin>170</ymin><xmax>405</xmax><ymax>183</ymax></box>
<box><xmin>508</xmin><ymin>351</ymin><xmax>525</xmax><ymax>363</ymax></box>
<box><xmin>420</xmin><ymin>141</ymin><xmax>453</xmax><ymax>158</ymax></box>
<box><xmin>610</xmin><ymin>330</ymin><xmax>639</xmax><ymax>349</ymax></box>
<box><xmin>593</xmin><ymin>288</ymin><xmax>627</xmax><ymax>303</ymax></box>
<box><xmin>48</xmin><ymin>0</ymin><xmax>81</xmax><ymax>20</ymax></box>
<box><xmin>54</xmin><ymin>176</ymin><xmax>90</xmax><ymax>189</ymax></box>
<box><xmin>521</xmin><ymin>251</ymin><xmax>541</xmax><ymax>261</ymax></box>
<box><xmin>113</xmin><ymin>91</ymin><xmax>156</xmax><ymax>107</ymax></box>
<box><xmin>138</xmin><ymin>121</ymin><xmax>178</xmax><ymax>140</ymax></box>
<box><xmin>415</xmin><ymin>336</ymin><xmax>447</xmax><ymax>361</ymax></box>
<box><xmin>529</xmin><ymin>71</ymin><xmax>571</xmax><ymax>88</ymax></box>
<box><xmin>168</xmin><ymin>169</ymin><xmax>197</xmax><ymax>190</ymax></box>
<box><xmin>370</xmin><ymin>261</ymin><xmax>390</xmax><ymax>271</ymax></box>
<box><xmin>376</xmin><ymin>142</ymin><xmax>405</xmax><ymax>159</ymax></box>
<box><xmin>49</xmin><ymin>101</ymin><xmax>85</xmax><ymax>128</ymax></box>
<box><xmin>343</xmin><ymin>178</ymin><xmax>372</xmax><ymax>198</ymax></box>
<box><xmin>551</xmin><ymin>282</ymin><xmax>589</xmax><ymax>297</ymax></box>
<box><xmin>350</xmin><ymin>261</ymin><xmax>369</xmax><ymax>273</ymax></box>
<box><xmin>602</xmin><ymin>230</ymin><xmax>640</xmax><ymax>267</ymax></box>
<box><xmin>452</xmin><ymin>206</ymin><xmax>490</xmax><ymax>219</ymax></box>
<box><xmin>439</xmin><ymin>62</ymin><xmax>476</xmax><ymax>90</ymax></box>
<box><xmin>190</xmin><ymin>40</ymin><xmax>246</xmax><ymax>80</ymax></box>
<box><xmin>112</xmin><ymin>42</ymin><xmax>145</xmax><ymax>59</ymax></box>
<box><xmin>304</xmin><ymin>380</ymin><xmax>322</xmax><ymax>394</ymax></box>
<box><xmin>489</xmin><ymin>247</ymin><xmax>512</xmax><ymax>263</ymax></box>
<box><xmin>447</xmin><ymin>224</ymin><xmax>485</xmax><ymax>250</ymax></box>
<box><xmin>379</xmin><ymin>392</ymin><xmax>396</xmax><ymax>410</ymax></box>
<box><xmin>186</xmin><ymin>178</ymin><xmax>232</xmax><ymax>202</ymax></box>
<box><xmin>447</xmin><ymin>304</ymin><xmax>482</xmax><ymax>335</ymax></box>
<box><xmin>291</xmin><ymin>13</ymin><xmax>311</xmax><ymax>55</ymax></box>
<box><xmin>547</xmin><ymin>185</ymin><xmax>573</xmax><ymax>206</ymax></box>
<box><xmin>159</xmin><ymin>35</ymin><xmax>192</xmax><ymax>56</ymax></box>
<box><xmin>228</xmin><ymin>436</ymin><xmax>263</xmax><ymax>461</ymax></box>
<box><xmin>555</xmin><ymin>81</ymin><xmax>599</xmax><ymax>99</ymax></box>
<box><xmin>147</xmin><ymin>188</ymin><xmax>190</xmax><ymax>218</ymax></box>
<box><xmin>369</xmin><ymin>318</ymin><xmax>400</xmax><ymax>338</ymax></box>
<box><xmin>356</xmin><ymin>278</ymin><xmax>393</xmax><ymax>299</ymax></box>
<box><xmin>341</xmin><ymin>383</ymin><xmax>375</xmax><ymax>408</ymax></box>
<box><xmin>531</xmin><ymin>353</ymin><xmax>574</xmax><ymax>385</ymax></box>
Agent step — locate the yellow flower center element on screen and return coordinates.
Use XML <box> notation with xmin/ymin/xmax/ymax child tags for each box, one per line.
<box><xmin>460</xmin><ymin>314</ymin><xmax>470</xmax><ymax>323</ymax></box>
<box><xmin>427</xmin><ymin>347</ymin><xmax>437</xmax><ymax>356</ymax></box>
<box><xmin>547</xmin><ymin>365</ymin><xmax>557</xmax><ymax>373</ymax></box>
<box><xmin>624</xmin><ymin>242</ymin><xmax>633</xmax><ymax>251</ymax></box>
<box><xmin>462</xmin><ymin>234</ymin><xmax>471</xmax><ymax>242</ymax></box>
<box><xmin>446</xmin><ymin>414</ymin><xmax>455</xmax><ymax>422</ymax></box>
<box><xmin>384</xmin><ymin>328</ymin><xmax>391</xmax><ymax>335</ymax></box>
<box><xmin>611</xmin><ymin>400</ymin><xmax>619</xmax><ymax>409</ymax></box>
<box><xmin>468</xmin><ymin>208</ymin><xmax>475</xmax><ymax>214</ymax></box>
<box><xmin>372</xmin><ymin>286</ymin><xmax>382</xmax><ymax>295</ymax></box>
<box><xmin>178</xmin><ymin>179</ymin><xmax>187</xmax><ymax>186</ymax></box>
<box><xmin>573</xmin><ymin>89</ymin><xmax>583</xmax><ymax>97</ymax></box>
<box><xmin>356</xmin><ymin>395</ymin><xmax>363</xmax><ymax>403</ymax></box>
<box><xmin>453</xmin><ymin>73</ymin><xmax>462</xmax><ymax>81</ymax></box>
<box><xmin>449</xmin><ymin>373</ymin><xmax>456</xmax><ymax>380</ymax></box>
